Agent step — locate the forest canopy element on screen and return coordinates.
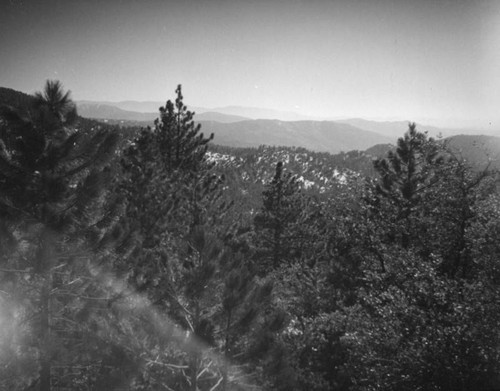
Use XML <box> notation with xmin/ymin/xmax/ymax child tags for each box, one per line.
<box><xmin>0</xmin><ymin>81</ymin><xmax>499</xmax><ymax>391</ymax></box>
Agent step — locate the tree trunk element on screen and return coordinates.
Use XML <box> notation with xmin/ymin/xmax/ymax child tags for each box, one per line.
<box><xmin>189</xmin><ymin>304</ymin><xmax>201</xmax><ymax>391</ymax></box>
<box><xmin>39</xmin><ymin>276</ymin><xmax>51</xmax><ymax>391</ymax></box>
<box><xmin>39</xmin><ymin>230</ymin><xmax>54</xmax><ymax>391</ymax></box>
<box><xmin>273</xmin><ymin>175</ymin><xmax>283</xmax><ymax>269</ymax></box>
<box><xmin>189</xmin><ymin>350</ymin><xmax>199</xmax><ymax>391</ymax></box>
<box><xmin>222</xmin><ymin>312</ymin><xmax>232</xmax><ymax>391</ymax></box>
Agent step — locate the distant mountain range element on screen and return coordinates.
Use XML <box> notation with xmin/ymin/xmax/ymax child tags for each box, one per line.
<box><xmin>2</xmin><ymin>87</ymin><xmax>499</xmax><ymax>161</ymax></box>
<box><xmin>205</xmin><ymin>106</ymin><xmax>314</xmax><ymax>121</ymax></box>
<box><xmin>77</xmin><ymin>100</ymin><xmax>315</xmax><ymax>121</ymax></box>
<box><xmin>76</xmin><ymin>102</ymin><xmax>396</xmax><ymax>153</ymax></box>
<box><xmin>77</xmin><ymin>100</ymin><xmax>491</xmax><ymax>136</ymax></box>
<box><xmin>76</xmin><ymin>102</ymin><xmax>253</xmax><ymax>124</ymax></box>
<box><xmin>75</xmin><ymin>100</ymin><xmax>473</xmax><ymax>154</ymax></box>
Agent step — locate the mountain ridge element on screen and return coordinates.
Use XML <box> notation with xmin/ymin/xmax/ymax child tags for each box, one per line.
<box><xmin>76</xmin><ymin>102</ymin><xmax>251</xmax><ymax>124</ymax></box>
<box><xmin>3</xmin><ymin>87</ymin><xmax>498</xmax><ymax>159</ymax></box>
<box><xmin>77</xmin><ymin>100</ymin><xmax>318</xmax><ymax>121</ymax></box>
<box><xmin>199</xmin><ymin>119</ymin><xmax>393</xmax><ymax>154</ymax></box>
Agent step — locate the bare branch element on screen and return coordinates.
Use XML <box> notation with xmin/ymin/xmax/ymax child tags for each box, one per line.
<box><xmin>0</xmin><ymin>267</ymin><xmax>32</xmax><ymax>273</ymax></box>
<box><xmin>209</xmin><ymin>375</ymin><xmax>224</xmax><ymax>391</ymax></box>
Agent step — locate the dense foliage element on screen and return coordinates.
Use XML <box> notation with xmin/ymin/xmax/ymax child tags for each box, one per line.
<box><xmin>0</xmin><ymin>82</ymin><xmax>499</xmax><ymax>391</ymax></box>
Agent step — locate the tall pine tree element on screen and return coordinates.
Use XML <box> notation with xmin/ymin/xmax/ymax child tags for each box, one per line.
<box><xmin>254</xmin><ymin>162</ymin><xmax>305</xmax><ymax>271</ymax></box>
<box><xmin>372</xmin><ymin>123</ymin><xmax>443</xmax><ymax>249</ymax></box>
<box><xmin>0</xmin><ymin>80</ymin><xmax>120</xmax><ymax>391</ymax></box>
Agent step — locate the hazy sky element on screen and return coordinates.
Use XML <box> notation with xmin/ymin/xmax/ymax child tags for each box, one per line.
<box><xmin>1</xmin><ymin>0</ymin><xmax>499</xmax><ymax>129</ymax></box>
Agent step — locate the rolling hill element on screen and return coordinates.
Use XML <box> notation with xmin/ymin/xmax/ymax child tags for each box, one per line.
<box><xmin>199</xmin><ymin>119</ymin><xmax>393</xmax><ymax>154</ymax></box>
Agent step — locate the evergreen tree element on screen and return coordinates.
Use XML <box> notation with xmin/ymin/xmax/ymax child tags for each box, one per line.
<box><xmin>155</xmin><ymin>85</ymin><xmax>213</xmax><ymax>173</ymax></box>
<box><xmin>0</xmin><ymin>80</ymin><xmax>120</xmax><ymax>390</ymax></box>
<box><xmin>253</xmin><ymin>162</ymin><xmax>304</xmax><ymax>271</ymax></box>
<box><xmin>422</xmin><ymin>151</ymin><xmax>496</xmax><ymax>277</ymax></box>
<box><xmin>115</xmin><ymin>85</ymin><xmax>290</xmax><ymax>390</ymax></box>
<box><xmin>372</xmin><ymin>123</ymin><xmax>443</xmax><ymax>249</ymax></box>
<box><xmin>116</xmin><ymin>85</ymin><xmax>218</xmax><ymax>258</ymax></box>
<box><xmin>347</xmin><ymin>125</ymin><xmax>500</xmax><ymax>390</ymax></box>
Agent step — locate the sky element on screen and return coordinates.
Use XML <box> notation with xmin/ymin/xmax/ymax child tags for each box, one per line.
<box><xmin>1</xmin><ymin>0</ymin><xmax>500</xmax><ymax>130</ymax></box>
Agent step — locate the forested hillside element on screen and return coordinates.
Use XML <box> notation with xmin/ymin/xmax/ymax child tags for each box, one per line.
<box><xmin>199</xmin><ymin>119</ymin><xmax>393</xmax><ymax>153</ymax></box>
<box><xmin>1</xmin><ymin>82</ymin><xmax>500</xmax><ymax>391</ymax></box>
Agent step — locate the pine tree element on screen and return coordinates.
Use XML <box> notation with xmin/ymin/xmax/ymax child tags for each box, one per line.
<box><xmin>0</xmin><ymin>80</ymin><xmax>120</xmax><ymax>391</ymax></box>
<box><xmin>254</xmin><ymin>162</ymin><xmax>304</xmax><ymax>271</ymax></box>
<box><xmin>116</xmin><ymin>86</ymin><xmax>288</xmax><ymax>390</ymax></box>
<box><xmin>155</xmin><ymin>85</ymin><xmax>213</xmax><ymax>173</ymax></box>
<box><xmin>372</xmin><ymin>123</ymin><xmax>443</xmax><ymax>249</ymax></box>
<box><xmin>114</xmin><ymin>85</ymin><xmax>221</xmax><ymax>390</ymax></box>
<box><xmin>116</xmin><ymin>85</ymin><xmax>218</xmax><ymax>253</ymax></box>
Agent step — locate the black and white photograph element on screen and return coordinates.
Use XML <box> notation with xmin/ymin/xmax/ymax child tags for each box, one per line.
<box><xmin>1</xmin><ymin>0</ymin><xmax>500</xmax><ymax>390</ymax></box>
